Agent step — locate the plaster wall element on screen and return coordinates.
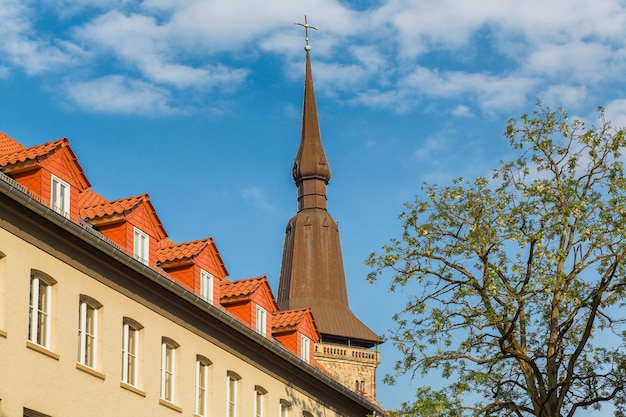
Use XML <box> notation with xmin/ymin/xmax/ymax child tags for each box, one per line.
<box><xmin>0</xmin><ymin>227</ymin><xmax>352</xmax><ymax>417</ymax></box>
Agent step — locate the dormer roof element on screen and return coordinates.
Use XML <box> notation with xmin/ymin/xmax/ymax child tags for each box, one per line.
<box><xmin>157</xmin><ymin>237</ymin><xmax>228</xmax><ymax>277</ymax></box>
<box><xmin>80</xmin><ymin>193</ymin><xmax>167</xmax><ymax>239</ymax></box>
<box><xmin>0</xmin><ymin>136</ymin><xmax>90</xmax><ymax>189</ymax></box>
<box><xmin>0</xmin><ymin>132</ymin><xmax>25</xmax><ymax>154</ymax></box>
<box><xmin>221</xmin><ymin>276</ymin><xmax>279</xmax><ymax>311</ymax></box>
<box><xmin>80</xmin><ymin>188</ymin><xmax>108</xmax><ymax>208</ymax></box>
<box><xmin>273</xmin><ymin>307</ymin><xmax>320</xmax><ymax>339</ymax></box>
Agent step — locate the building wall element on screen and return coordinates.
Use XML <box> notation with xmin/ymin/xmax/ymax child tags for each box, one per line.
<box><xmin>315</xmin><ymin>342</ymin><xmax>380</xmax><ymax>397</ymax></box>
<box><xmin>11</xmin><ymin>170</ymin><xmax>41</xmax><ymax>195</ymax></box>
<box><xmin>0</xmin><ymin>203</ymin><xmax>379</xmax><ymax>417</ymax></box>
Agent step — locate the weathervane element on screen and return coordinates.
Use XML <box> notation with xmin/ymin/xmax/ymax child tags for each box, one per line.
<box><xmin>295</xmin><ymin>14</ymin><xmax>318</xmax><ymax>51</ymax></box>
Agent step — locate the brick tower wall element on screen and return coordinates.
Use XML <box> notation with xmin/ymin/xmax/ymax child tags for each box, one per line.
<box><xmin>314</xmin><ymin>342</ymin><xmax>379</xmax><ymax>398</ymax></box>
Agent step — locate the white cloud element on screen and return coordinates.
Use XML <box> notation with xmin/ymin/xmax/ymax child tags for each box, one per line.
<box><xmin>0</xmin><ymin>0</ymin><xmax>80</xmax><ymax>74</ymax></box>
<box><xmin>452</xmin><ymin>105</ymin><xmax>473</xmax><ymax>118</ymax></box>
<box><xmin>413</xmin><ymin>133</ymin><xmax>451</xmax><ymax>161</ymax></box>
<box><xmin>75</xmin><ymin>9</ymin><xmax>249</xmax><ymax>89</ymax></box>
<box><xmin>139</xmin><ymin>59</ymin><xmax>249</xmax><ymax>89</ymax></box>
<box><xmin>402</xmin><ymin>66</ymin><xmax>535</xmax><ymax>113</ymax></box>
<box><xmin>604</xmin><ymin>99</ymin><xmax>626</xmax><ymax>129</ymax></box>
<box><xmin>349</xmin><ymin>89</ymin><xmax>414</xmax><ymax>113</ymax></box>
<box><xmin>42</xmin><ymin>0</ymin><xmax>133</xmax><ymax>18</ymax></box>
<box><xmin>5</xmin><ymin>0</ymin><xmax>626</xmax><ymax>117</ymax></box>
<box><xmin>523</xmin><ymin>42</ymin><xmax>619</xmax><ymax>83</ymax></box>
<box><xmin>364</xmin><ymin>0</ymin><xmax>626</xmax><ymax>112</ymax></box>
<box><xmin>66</xmin><ymin>75</ymin><xmax>176</xmax><ymax>115</ymax></box>
<box><xmin>242</xmin><ymin>187</ymin><xmax>274</xmax><ymax>211</ymax></box>
<box><xmin>538</xmin><ymin>85</ymin><xmax>588</xmax><ymax>109</ymax></box>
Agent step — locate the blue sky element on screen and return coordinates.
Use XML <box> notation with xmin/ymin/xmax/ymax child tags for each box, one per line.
<box><xmin>3</xmin><ymin>0</ymin><xmax>626</xmax><ymax>411</ymax></box>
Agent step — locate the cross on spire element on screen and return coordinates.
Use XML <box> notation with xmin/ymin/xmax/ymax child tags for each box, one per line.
<box><xmin>295</xmin><ymin>14</ymin><xmax>318</xmax><ymax>51</ymax></box>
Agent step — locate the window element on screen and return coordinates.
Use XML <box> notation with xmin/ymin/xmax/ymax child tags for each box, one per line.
<box><xmin>195</xmin><ymin>356</ymin><xmax>211</xmax><ymax>416</ymax></box>
<box><xmin>77</xmin><ymin>296</ymin><xmax>101</xmax><ymax>368</ymax></box>
<box><xmin>122</xmin><ymin>318</ymin><xmax>142</xmax><ymax>386</ymax></box>
<box><xmin>279</xmin><ymin>400</ymin><xmax>291</xmax><ymax>417</ymax></box>
<box><xmin>226</xmin><ymin>371</ymin><xmax>240</xmax><ymax>417</ymax></box>
<box><xmin>133</xmin><ymin>228</ymin><xmax>149</xmax><ymax>264</ymax></box>
<box><xmin>161</xmin><ymin>338</ymin><xmax>178</xmax><ymax>403</ymax></box>
<box><xmin>29</xmin><ymin>272</ymin><xmax>55</xmax><ymax>348</ymax></box>
<box><xmin>255</xmin><ymin>305</ymin><xmax>266</xmax><ymax>336</ymax></box>
<box><xmin>51</xmin><ymin>175</ymin><xmax>70</xmax><ymax>217</ymax></box>
<box><xmin>23</xmin><ymin>408</ymin><xmax>52</xmax><ymax>417</ymax></box>
<box><xmin>200</xmin><ymin>270</ymin><xmax>214</xmax><ymax>304</ymax></box>
<box><xmin>355</xmin><ymin>379</ymin><xmax>365</xmax><ymax>391</ymax></box>
<box><xmin>254</xmin><ymin>386</ymin><xmax>267</xmax><ymax>417</ymax></box>
<box><xmin>300</xmin><ymin>334</ymin><xmax>310</xmax><ymax>363</ymax></box>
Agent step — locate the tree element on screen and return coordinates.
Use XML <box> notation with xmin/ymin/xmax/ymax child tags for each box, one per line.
<box><xmin>367</xmin><ymin>105</ymin><xmax>626</xmax><ymax>417</ymax></box>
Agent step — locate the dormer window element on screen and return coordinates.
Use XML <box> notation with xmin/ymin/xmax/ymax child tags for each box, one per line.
<box><xmin>51</xmin><ymin>175</ymin><xmax>70</xmax><ymax>217</ymax></box>
<box><xmin>255</xmin><ymin>305</ymin><xmax>266</xmax><ymax>337</ymax></box>
<box><xmin>200</xmin><ymin>270</ymin><xmax>214</xmax><ymax>304</ymax></box>
<box><xmin>133</xmin><ymin>227</ymin><xmax>149</xmax><ymax>265</ymax></box>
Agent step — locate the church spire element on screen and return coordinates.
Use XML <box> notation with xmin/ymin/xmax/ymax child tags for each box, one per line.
<box><xmin>292</xmin><ymin>17</ymin><xmax>331</xmax><ymax>211</ymax></box>
<box><xmin>292</xmin><ymin>49</ymin><xmax>332</xmax><ymax>211</ymax></box>
<box><xmin>277</xmin><ymin>19</ymin><xmax>380</xmax><ymax>347</ymax></box>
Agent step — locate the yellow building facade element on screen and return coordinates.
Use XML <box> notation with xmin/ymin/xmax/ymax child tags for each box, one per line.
<box><xmin>0</xmin><ymin>168</ymin><xmax>385</xmax><ymax>417</ymax></box>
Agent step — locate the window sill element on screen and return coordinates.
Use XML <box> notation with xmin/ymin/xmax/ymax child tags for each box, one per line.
<box><xmin>120</xmin><ymin>381</ymin><xmax>146</xmax><ymax>397</ymax></box>
<box><xmin>0</xmin><ymin>329</ymin><xmax>7</xmax><ymax>338</ymax></box>
<box><xmin>76</xmin><ymin>363</ymin><xmax>106</xmax><ymax>380</ymax></box>
<box><xmin>159</xmin><ymin>399</ymin><xmax>183</xmax><ymax>413</ymax></box>
<box><xmin>26</xmin><ymin>340</ymin><xmax>60</xmax><ymax>360</ymax></box>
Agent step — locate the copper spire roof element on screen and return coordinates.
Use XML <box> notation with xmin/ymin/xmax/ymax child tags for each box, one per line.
<box><xmin>292</xmin><ymin>51</ymin><xmax>331</xmax><ymax>185</ymax></box>
<box><xmin>277</xmin><ymin>50</ymin><xmax>380</xmax><ymax>347</ymax></box>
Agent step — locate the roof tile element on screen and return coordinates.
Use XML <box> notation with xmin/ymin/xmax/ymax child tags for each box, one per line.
<box><xmin>79</xmin><ymin>188</ymin><xmax>108</xmax><ymax>208</ymax></box>
<box><xmin>0</xmin><ymin>138</ymin><xmax>65</xmax><ymax>167</ymax></box>
<box><xmin>221</xmin><ymin>276</ymin><xmax>266</xmax><ymax>298</ymax></box>
<box><xmin>80</xmin><ymin>194</ymin><xmax>146</xmax><ymax>219</ymax></box>
<box><xmin>157</xmin><ymin>238</ymin><xmax>210</xmax><ymax>263</ymax></box>
<box><xmin>272</xmin><ymin>308</ymin><xmax>311</xmax><ymax>330</ymax></box>
<box><xmin>0</xmin><ymin>132</ymin><xmax>25</xmax><ymax>155</ymax></box>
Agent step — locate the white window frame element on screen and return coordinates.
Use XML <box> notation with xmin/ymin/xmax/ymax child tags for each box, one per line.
<box><xmin>133</xmin><ymin>227</ymin><xmax>149</xmax><ymax>265</ymax></box>
<box><xmin>29</xmin><ymin>273</ymin><xmax>54</xmax><ymax>348</ymax></box>
<box><xmin>195</xmin><ymin>356</ymin><xmax>210</xmax><ymax>416</ymax></box>
<box><xmin>51</xmin><ymin>175</ymin><xmax>70</xmax><ymax>217</ymax></box>
<box><xmin>279</xmin><ymin>399</ymin><xmax>291</xmax><ymax>417</ymax></box>
<box><xmin>200</xmin><ymin>270</ymin><xmax>214</xmax><ymax>304</ymax></box>
<box><xmin>254</xmin><ymin>386</ymin><xmax>266</xmax><ymax>417</ymax></box>
<box><xmin>122</xmin><ymin>319</ymin><xmax>141</xmax><ymax>386</ymax></box>
<box><xmin>300</xmin><ymin>334</ymin><xmax>310</xmax><ymax>363</ymax></box>
<box><xmin>226</xmin><ymin>372</ymin><xmax>240</xmax><ymax>417</ymax></box>
<box><xmin>255</xmin><ymin>305</ymin><xmax>266</xmax><ymax>336</ymax></box>
<box><xmin>161</xmin><ymin>338</ymin><xmax>178</xmax><ymax>403</ymax></box>
<box><xmin>78</xmin><ymin>296</ymin><xmax>100</xmax><ymax>368</ymax></box>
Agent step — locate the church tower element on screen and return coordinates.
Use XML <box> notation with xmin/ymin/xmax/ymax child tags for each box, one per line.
<box><xmin>277</xmin><ymin>18</ymin><xmax>381</xmax><ymax>398</ymax></box>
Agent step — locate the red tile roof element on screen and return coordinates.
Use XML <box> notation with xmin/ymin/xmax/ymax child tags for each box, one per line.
<box><xmin>80</xmin><ymin>188</ymin><xmax>108</xmax><ymax>208</ymax></box>
<box><xmin>272</xmin><ymin>308</ymin><xmax>312</xmax><ymax>330</ymax></box>
<box><xmin>157</xmin><ymin>238</ymin><xmax>212</xmax><ymax>263</ymax></box>
<box><xmin>0</xmin><ymin>138</ymin><xmax>66</xmax><ymax>166</ymax></box>
<box><xmin>80</xmin><ymin>192</ymin><xmax>168</xmax><ymax>239</ymax></box>
<box><xmin>0</xmin><ymin>136</ymin><xmax>90</xmax><ymax>189</ymax></box>
<box><xmin>221</xmin><ymin>276</ymin><xmax>266</xmax><ymax>298</ymax></box>
<box><xmin>0</xmin><ymin>132</ymin><xmax>25</xmax><ymax>155</ymax></box>
<box><xmin>158</xmin><ymin>237</ymin><xmax>177</xmax><ymax>249</ymax></box>
<box><xmin>80</xmin><ymin>194</ymin><xmax>147</xmax><ymax>219</ymax></box>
